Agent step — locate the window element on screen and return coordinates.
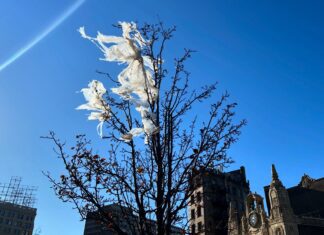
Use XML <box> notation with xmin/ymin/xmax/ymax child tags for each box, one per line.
<box><xmin>198</xmin><ymin>222</ymin><xmax>203</xmax><ymax>233</ymax></box>
<box><xmin>208</xmin><ymin>222</ymin><xmax>212</xmax><ymax>231</ymax></box>
<box><xmin>195</xmin><ymin>177</ymin><xmax>202</xmax><ymax>186</ymax></box>
<box><xmin>197</xmin><ymin>205</ymin><xmax>202</xmax><ymax>217</ymax></box>
<box><xmin>197</xmin><ymin>192</ymin><xmax>201</xmax><ymax>202</ymax></box>
<box><xmin>271</xmin><ymin>190</ymin><xmax>278</xmax><ymax>206</ymax></box>
<box><xmin>191</xmin><ymin>224</ymin><xmax>196</xmax><ymax>234</ymax></box>
<box><xmin>234</xmin><ymin>187</ymin><xmax>238</xmax><ymax>196</ymax></box>
<box><xmin>241</xmin><ymin>204</ymin><xmax>245</xmax><ymax>212</ymax></box>
<box><xmin>276</xmin><ymin>228</ymin><xmax>282</xmax><ymax>235</ymax></box>
<box><xmin>191</xmin><ymin>209</ymin><xmax>195</xmax><ymax>219</ymax></box>
<box><xmin>191</xmin><ymin>195</ymin><xmax>195</xmax><ymax>204</ymax></box>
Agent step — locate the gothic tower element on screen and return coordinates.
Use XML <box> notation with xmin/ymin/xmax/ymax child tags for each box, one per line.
<box><xmin>243</xmin><ymin>193</ymin><xmax>269</xmax><ymax>235</ymax></box>
<box><xmin>267</xmin><ymin>164</ymin><xmax>298</xmax><ymax>235</ymax></box>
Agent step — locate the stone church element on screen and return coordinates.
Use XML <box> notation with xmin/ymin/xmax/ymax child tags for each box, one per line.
<box><xmin>189</xmin><ymin>165</ymin><xmax>324</xmax><ymax>235</ymax></box>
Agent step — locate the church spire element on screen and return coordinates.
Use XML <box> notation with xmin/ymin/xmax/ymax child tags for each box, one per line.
<box><xmin>272</xmin><ymin>164</ymin><xmax>279</xmax><ymax>180</ymax></box>
<box><xmin>271</xmin><ymin>164</ymin><xmax>282</xmax><ymax>186</ymax></box>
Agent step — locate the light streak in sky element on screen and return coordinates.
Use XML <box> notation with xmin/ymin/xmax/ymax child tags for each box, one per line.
<box><xmin>0</xmin><ymin>0</ymin><xmax>86</xmax><ymax>72</ymax></box>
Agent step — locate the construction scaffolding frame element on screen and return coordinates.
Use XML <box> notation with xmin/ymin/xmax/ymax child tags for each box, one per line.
<box><xmin>0</xmin><ymin>176</ymin><xmax>37</xmax><ymax>208</ymax></box>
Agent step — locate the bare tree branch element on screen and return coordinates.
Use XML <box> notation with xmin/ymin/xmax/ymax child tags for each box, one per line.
<box><xmin>44</xmin><ymin>22</ymin><xmax>246</xmax><ymax>235</ymax></box>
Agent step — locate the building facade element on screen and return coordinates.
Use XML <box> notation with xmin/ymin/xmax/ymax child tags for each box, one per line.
<box><xmin>190</xmin><ymin>165</ymin><xmax>324</xmax><ymax>235</ymax></box>
<box><xmin>0</xmin><ymin>202</ymin><xmax>36</xmax><ymax>235</ymax></box>
<box><xmin>0</xmin><ymin>177</ymin><xmax>37</xmax><ymax>235</ymax></box>
<box><xmin>84</xmin><ymin>204</ymin><xmax>183</xmax><ymax>235</ymax></box>
<box><xmin>83</xmin><ymin>204</ymin><xmax>128</xmax><ymax>235</ymax></box>
<box><xmin>189</xmin><ymin>167</ymin><xmax>250</xmax><ymax>235</ymax></box>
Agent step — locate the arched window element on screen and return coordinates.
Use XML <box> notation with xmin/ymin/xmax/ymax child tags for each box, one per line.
<box><xmin>270</xmin><ymin>190</ymin><xmax>278</xmax><ymax>206</ymax></box>
<box><xmin>275</xmin><ymin>227</ymin><xmax>282</xmax><ymax>235</ymax></box>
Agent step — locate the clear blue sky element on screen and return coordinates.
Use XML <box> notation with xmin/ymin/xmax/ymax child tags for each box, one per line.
<box><xmin>0</xmin><ymin>0</ymin><xmax>323</xmax><ymax>234</ymax></box>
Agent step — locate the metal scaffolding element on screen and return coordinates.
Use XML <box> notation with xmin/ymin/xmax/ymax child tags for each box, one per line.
<box><xmin>0</xmin><ymin>176</ymin><xmax>37</xmax><ymax>208</ymax></box>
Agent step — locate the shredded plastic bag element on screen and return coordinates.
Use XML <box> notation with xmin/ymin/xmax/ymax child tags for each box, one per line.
<box><xmin>78</xmin><ymin>22</ymin><xmax>159</xmax><ymax>142</ymax></box>
<box><xmin>76</xmin><ymin>80</ymin><xmax>110</xmax><ymax>137</ymax></box>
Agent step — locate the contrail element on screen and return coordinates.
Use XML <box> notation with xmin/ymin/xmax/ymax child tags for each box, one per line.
<box><xmin>0</xmin><ymin>0</ymin><xmax>86</xmax><ymax>72</ymax></box>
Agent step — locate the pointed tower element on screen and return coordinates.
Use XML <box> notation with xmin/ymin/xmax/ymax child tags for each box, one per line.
<box><xmin>271</xmin><ymin>164</ymin><xmax>282</xmax><ymax>187</ymax></box>
<box><xmin>268</xmin><ymin>164</ymin><xmax>298</xmax><ymax>235</ymax></box>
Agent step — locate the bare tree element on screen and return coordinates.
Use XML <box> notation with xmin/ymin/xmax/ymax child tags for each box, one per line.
<box><xmin>43</xmin><ymin>21</ymin><xmax>246</xmax><ymax>235</ymax></box>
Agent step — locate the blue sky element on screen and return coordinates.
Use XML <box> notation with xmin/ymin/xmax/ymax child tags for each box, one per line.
<box><xmin>0</xmin><ymin>0</ymin><xmax>324</xmax><ymax>234</ymax></box>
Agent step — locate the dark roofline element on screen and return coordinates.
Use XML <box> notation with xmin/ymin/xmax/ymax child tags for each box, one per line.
<box><xmin>0</xmin><ymin>201</ymin><xmax>37</xmax><ymax>212</ymax></box>
<box><xmin>314</xmin><ymin>177</ymin><xmax>324</xmax><ymax>182</ymax></box>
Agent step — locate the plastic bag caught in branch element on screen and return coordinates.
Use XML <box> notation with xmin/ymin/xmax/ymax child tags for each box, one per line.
<box><xmin>76</xmin><ymin>80</ymin><xmax>110</xmax><ymax>137</ymax></box>
<box><xmin>121</xmin><ymin>128</ymin><xmax>144</xmax><ymax>142</ymax></box>
<box><xmin>79</xmin><ymin>22</ymin><xmax>159</xmax><ymax>142</ymax></box>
